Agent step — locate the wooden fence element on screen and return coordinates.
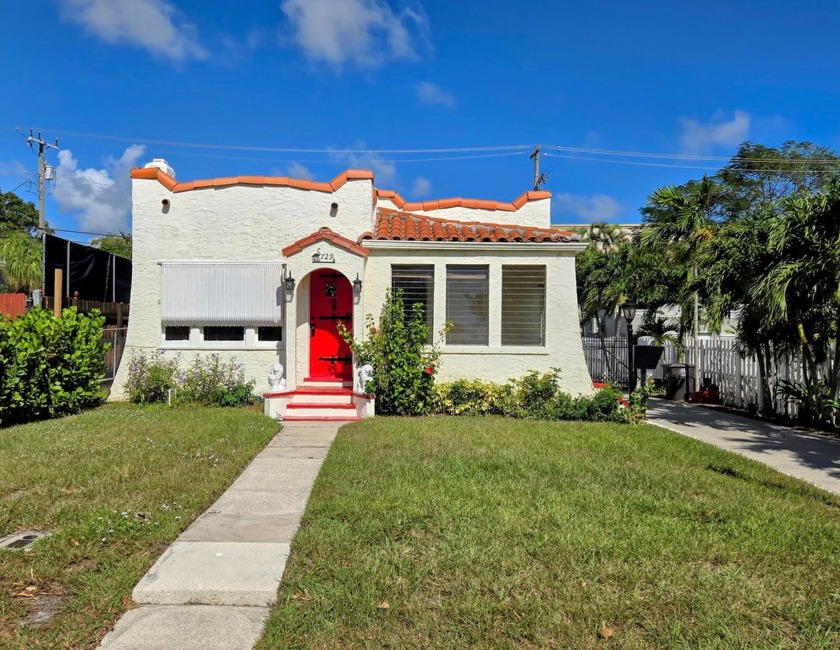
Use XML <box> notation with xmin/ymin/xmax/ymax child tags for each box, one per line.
<box><xmin>0</xmin><ymin>293</ymin><xmax>26</xmax><ymax>319</ymax></box>
<box><xmin>43</xmin><ymin>296</ymin><xmax>129</xmax><ymax>324</ymax></box>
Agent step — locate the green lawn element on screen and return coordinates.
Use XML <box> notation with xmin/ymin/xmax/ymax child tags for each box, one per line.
<box><xmin>259</xmin><ymin>417</ymin><xmax>840</xmax><ymax>649</ymax></box>
<box><xmin>0</xmin><ymin>404</ymin><xmax>278</xmax><ymax>649</ymax></box>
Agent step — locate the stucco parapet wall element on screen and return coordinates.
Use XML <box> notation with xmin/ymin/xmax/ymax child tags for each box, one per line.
<box><xmin>283</xmin><ymin>227</ymin><xmax>369</xmax><ymax>258</ymax></box>
<box><xmin>130</xmin><ymin>167</ymin><xmax>375</xmax><ymax>193</ymax></box>
<box><xmin>375</xmin><ymin>189</ymin><xmax>551</xmax><ymax>213</ymax></box>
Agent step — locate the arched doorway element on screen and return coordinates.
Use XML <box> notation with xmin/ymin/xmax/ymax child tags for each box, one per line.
<box><xmin>308</xmin><ymin>269</ymin><xmax>353</xmax><ymax>381</ymax></box>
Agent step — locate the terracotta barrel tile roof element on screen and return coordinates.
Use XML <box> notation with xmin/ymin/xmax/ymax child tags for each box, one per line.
<box><xmin>359</xmin><ymin>208</ymin><xmax>577</xmax><ymax>244</ymax></box>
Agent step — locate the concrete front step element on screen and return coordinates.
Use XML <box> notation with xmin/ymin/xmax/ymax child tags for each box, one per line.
<box><xmin>302</xmin><ymin>378</ymin><xmax>352</xmax><ymax>388</ymax></box>
<box><xmin>286</xmin><ymin>403</ymin><xmax>356</xmax><ymax>418</ymax></box>
<box><xmin>289</xmin><ymin>389</ymin><xmax>354</xmax><ymax>405</ymax></box>
<box><xmin>283</xmin><ymin>415</ymin><xmax>361</xmax><ymax>422</ymax></box>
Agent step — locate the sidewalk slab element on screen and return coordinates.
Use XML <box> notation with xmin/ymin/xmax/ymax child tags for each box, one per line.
<box><xmin>228</xmin><ymin>458</ymin><xmax>323</xmax><ymax>493</ymax></box>
<box><xmin>133</xmin><ymin>541</ymin><xmax>290</xmax><ymax>606</ymax></box>
<box><xmin>267</xmin><ymin>433</ymin><xmax>335</xmax><ymax>448</ymax></box>
<box><xmin>178</xmin><ymin>513</ymin><xmax>301</xmax><ymax>543</ymax></box>
<box><xmin>648</xmin><ymin>399</ymin><xmax>840</xmax><ymax>496</ymax></box>
<box><xmin>99</xmin><ymin>605</ymin><xmax>269</xmax><ymax>650</ymax></box>
<box><xmin>209</xmin><ymin>488</ymin><xmax>312</xmax><ymax>516</ymax></box>
<box><xmin>258</xmin><ymin>445</ymin><xmax>330</xmax><ymax>459</ymax></box>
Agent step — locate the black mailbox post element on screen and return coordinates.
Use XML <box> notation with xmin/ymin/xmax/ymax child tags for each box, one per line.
<box><xmin>633</xmin><ymin>345</ymin><xmax>665</xmax><ymax>390</ymax></box>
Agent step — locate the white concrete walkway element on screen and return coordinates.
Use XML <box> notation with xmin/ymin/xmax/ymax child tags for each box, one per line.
<box><xmin>648</xmin><ymin>399</ymin><xmax>840</xmax><ymax>496</ymax></box>
<box><xmin>99</xmin><ymin>422</ymin><xmax>342</xmax><ymax>650</ymax></box>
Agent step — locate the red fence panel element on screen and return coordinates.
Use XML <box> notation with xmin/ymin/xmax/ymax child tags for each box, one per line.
<box><xmin>0</xmin><ymin>294</ymin><xmax>26</xmax><ymax>319</ymax></box>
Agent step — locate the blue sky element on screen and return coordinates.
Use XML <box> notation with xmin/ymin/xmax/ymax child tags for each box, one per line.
<box><xmin>1</xmin><ymin>0</ymin><xmax>839</xmax><ymax>239</ymax></box>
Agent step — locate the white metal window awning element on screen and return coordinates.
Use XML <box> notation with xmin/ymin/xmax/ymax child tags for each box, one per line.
<box><xmin>159</xmin><ymin>262</ymin><xmax>283</xmax><ymax>325</ymax></box>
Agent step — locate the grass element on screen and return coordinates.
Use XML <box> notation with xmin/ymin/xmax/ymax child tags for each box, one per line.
<box><xmin>0</xmin><ymin>403</ymin><xmax>278</xmax><ymax>649</ymax></box>
<box><xmin>259</xmin><ymin>416</ymin><xmax>840</xmax><ymax>649</ymax></box>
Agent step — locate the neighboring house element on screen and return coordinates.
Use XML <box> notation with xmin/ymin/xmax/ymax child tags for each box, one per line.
<box><xmin>110</xmin><ymin>159</ymin><xmax>594</xmax><ymax>419</ymax></box>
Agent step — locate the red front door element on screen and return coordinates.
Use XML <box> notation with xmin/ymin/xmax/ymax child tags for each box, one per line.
<box><xmin>309</xmin><ymin>270</ymin><xmax>353</xmax><ymax>381</ymax></box>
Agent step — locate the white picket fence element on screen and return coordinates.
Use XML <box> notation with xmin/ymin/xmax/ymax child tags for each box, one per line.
<box><xmin>684</xmin><ymin>337</ymin><xmax>815</xmax><ymax>417</ymax></box>
<box><xmin>582</xmin><ymin>334</ymin><xmax>827</xmax><ymax>418</ymax></box>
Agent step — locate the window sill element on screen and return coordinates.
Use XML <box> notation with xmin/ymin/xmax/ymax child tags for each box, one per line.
<box><xmin>442</xmin><ymin>346</ymin><xmax>549</xmax><ymax>355</ymax></box>
<box><xmin>159</xmin><ymin>343</ymin><xmax>285</xmax><ymax>351</ymax></box>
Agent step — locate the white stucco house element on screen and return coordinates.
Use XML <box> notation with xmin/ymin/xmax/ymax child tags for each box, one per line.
<box><xmin>110</xmin><ymin>159</ymin><xmax>593</xmax><ymax>420</ymax></box>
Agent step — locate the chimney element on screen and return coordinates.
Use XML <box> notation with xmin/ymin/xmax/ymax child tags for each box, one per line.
<box><xmin>143</xmin><ymin>158</ymin><xmax>176</xmax><ymax>179</ymax></box>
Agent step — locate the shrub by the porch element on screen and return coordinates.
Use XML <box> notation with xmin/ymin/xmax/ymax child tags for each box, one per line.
<box><xmin>0</xmin><ymin>307</ymin><xmax>108</xmax><ymax>426</ymax></box>
<box><xmin>433</xmin><ymin>370</ymin><xmax>634</xmax><ymax>423</ymax></box>
<box><xmin>339</xmin><ymin>290</ymin><xmax>445</xmax><ymax>416</ymax></box>
<box><xmin>124</xmin><ymin>352</ymin><xmax>255</xmax><ymax>407</ymax></box>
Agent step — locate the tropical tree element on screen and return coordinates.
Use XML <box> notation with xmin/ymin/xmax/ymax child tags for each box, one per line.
<box><xmin>0</xmin><ymin>187</ymin><xmax>39</xmax><ymax>235</ymax></box>
<box><xmin>91</xmin><ymin>232</ymin><xmax>132</xmax><ymax>258</ymax></box>
<box><xmin>751</xmin><ymin>180</ymin><xmax>840</xmax><ymax>421</ymax></box>
<box><xmin>0</xmin><ymin>232</ymin><xmax>41</xmax><ymax>292</ymax></box>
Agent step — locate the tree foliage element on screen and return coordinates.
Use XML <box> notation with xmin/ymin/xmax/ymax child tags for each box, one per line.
<box><xmin>0</xmin><ymin>231</ymin><xmax>41</xmax><ymax>292</ymax></box>
<box><xmin>91</xmin><ymin>232</ymin><xmax>132</xmax><ymax>259</ymax></box>
<box><xmin>0</xmin><ymin>187</ymin><xmax>39</xmax><ymax>235</ymax></box>
<box><xmin>577</xmin><ymin>140</ymin><xmax>840</xmax><ymax>425</ymax></box>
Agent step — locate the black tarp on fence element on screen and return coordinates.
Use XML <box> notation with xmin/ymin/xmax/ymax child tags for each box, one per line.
<box><xmin>43</xmin><ymin>234</ymin><xmax>131</xmax><ymax>303</ymax></box>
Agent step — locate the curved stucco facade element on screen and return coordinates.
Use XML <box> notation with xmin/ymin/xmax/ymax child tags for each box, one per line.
<box><xmin>111</xmin><ymin>165</ymin><xmax>593</xmax><ymax>401</ymax></box>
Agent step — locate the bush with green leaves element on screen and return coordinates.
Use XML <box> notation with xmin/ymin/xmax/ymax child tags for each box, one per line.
<box><xmin>0</xmin><ymin>307</ymin><xmax>108</xmax><ymax>426</ymax></box>
<box><xmin>124</xmin><ymin>350</ymin><xmax>178</xmax><ymax>404</ymax></box>
<box><xmin>176</xmin><ymin>354</ymin><xmax>255</xmax><ymax>407</ymax></box>
<box><xmin>124</xmin><ymin>351</ymin><xmax>255</xmax><ymax>407</ymax></box>
<box><xmin>338</xmin><ymin>289</ymin><xmax>448</xmax><ymax>416</ymax></box>
<box><xmin>434</xmin><ymin>370</ymin><xmax>635</xmax><ymax>423</ymax></box>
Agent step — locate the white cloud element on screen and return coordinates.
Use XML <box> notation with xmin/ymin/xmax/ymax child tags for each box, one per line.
<box><xmin>552</xmin><ymin>193</ymin><xmax>622</xmax><ymax>222</ymax></box>
<box><xmin>281</xmin><ymin>0</ymin><xmax>428</xmax><ymax>68</ymax></box>
<box><xmin>679</xmin><ymin>110</ymin><xmax>751</xmax><ymax>154</ymax></box>
<box><xmin>52</xmin><ymin>146</ymin><xmax>145</xmax><ymax>232</ymax></box>
<box><xmin>59</xmin><ymin>0</ymin><xmax>206</xmax><ymax>61</ymax></box>
<box><xmin>287</xmin><ymin>162</ymin><xmax>315</xmax><ymax>180</ymax></box>
<box><xmin>416</xmin><ymin>81</ymin><xmax>454</xmax><ymax>106</ymax></box>
<box><xmin>411</xmin><ymin>176</ymin><xmax>431</xmax><ymax>197</ymax></box>
<box><xmin>329</xmin><ymin>144</ymin><xmax>397</xmax><ymax>187</ymax></box>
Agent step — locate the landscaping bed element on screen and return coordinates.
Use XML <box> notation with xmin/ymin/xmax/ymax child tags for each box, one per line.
<box><xmin>0</xmin><ymin>403</ymin><xmax>277</xmax><ymax>649</ymax></box>
<box><xmin>260</xmin><ymin>416</ymin><xmax>840</xmax><ymax>649</ymax></box>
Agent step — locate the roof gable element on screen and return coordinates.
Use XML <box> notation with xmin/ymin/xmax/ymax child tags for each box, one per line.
<box><xmin>283</xmin><ymin>227</ymin><xmax>370</xmax><ymax>258</ymax></box>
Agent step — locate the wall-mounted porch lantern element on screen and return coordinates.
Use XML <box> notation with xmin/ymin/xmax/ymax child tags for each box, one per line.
<box><xmin>285</xmin><ymin>273</ymin><xmax>296</xmax><ymax>302</ymax></box>
<box><xmin>353</xmin><ymin>273</ymin><xmax>363</xmax><ymax>298</ymax></box>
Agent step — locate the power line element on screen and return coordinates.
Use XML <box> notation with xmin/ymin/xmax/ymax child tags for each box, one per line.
<box><xmin>29</xmin><ymin>128</ymin><xmax>531</xmax><ymax>154</ymax></box>
<box><xmin>547</xmin><ymin>144</ymin><xmax>840</xmax><ymax>165</ymax></box>
<box><xmin>544</xmin><ymin>152</ymin><xmax>840</xmax><ymax>174</ymax></box>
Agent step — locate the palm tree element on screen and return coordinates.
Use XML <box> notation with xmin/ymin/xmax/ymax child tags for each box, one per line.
<box><xmin>640</xmin><ymin>175</ymin><xmax>724</xmax><ymax>383</ymax></box>
<box><xmin>751</xmin><ymin>180</ymin><xmax>840</xmax><ymax>420</ymax></box>
<box><xmin>0</xmin><ymin>232</ymin><xmax>41</xmax><ymax>292</ymax></box>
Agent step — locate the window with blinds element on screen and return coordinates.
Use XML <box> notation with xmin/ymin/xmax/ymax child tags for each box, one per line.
<box><xmin>502</xmin><ymin>266</ymin><xmax>546</xmax><ymax>346</ymax></box>
<box><xmin>446</xmin><ymin>265</ymin><xmax>489</xmax><ymax>345</ymax></box>
<box><xmin>392</xmin><ymin>265</ymin><xmax>434</xmax><ymax>343</ymax></box>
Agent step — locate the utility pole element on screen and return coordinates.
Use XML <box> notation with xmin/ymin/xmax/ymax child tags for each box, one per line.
<box><xmin>26</xmin><ymin>130</ymin><xmax>59</xmax><ymax>232</ymax></box>
<box><xmin>24</xmin><ymin>130</ymin><xmax>58</xmax><ymax>304</ymax></box>
<box><xmin>530</xmin><ymin>145</ymin><xmax>541</xmax><ymax>190</ymax></box>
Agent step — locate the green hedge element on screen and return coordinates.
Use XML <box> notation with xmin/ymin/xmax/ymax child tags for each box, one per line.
<box><xmin>433</xmin><ymin>371</ymin><xmax>639</xmax><ymax>423</ymax></box>
<box><xmin>0</xmin><ymin>307</ymin><xmax>108</xmax><ymax>426</ymax></box>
